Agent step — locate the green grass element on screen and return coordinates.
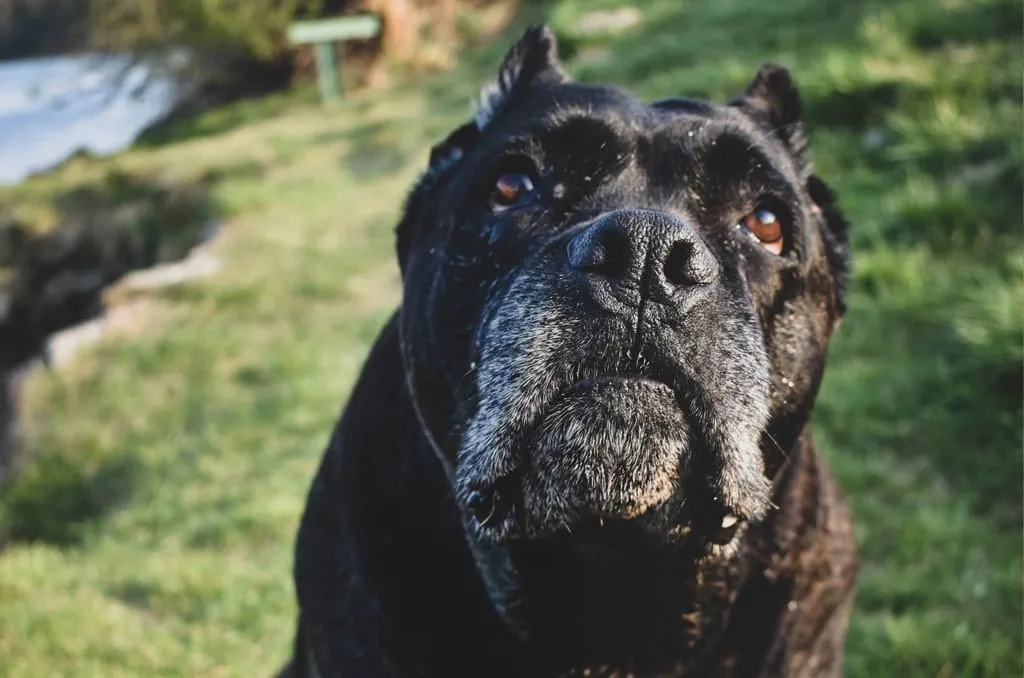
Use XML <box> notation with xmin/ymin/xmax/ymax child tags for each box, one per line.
<box><xmin>1</xmin><ymin>0</ymin><xmax>1021</xmax><ymax>675</ymax></box>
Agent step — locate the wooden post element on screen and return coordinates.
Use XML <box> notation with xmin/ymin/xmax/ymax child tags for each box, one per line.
<box><xmin>314</xmin><ymin>41</ymin><xmax>341</xmax><ymax>103</ymax></box>
<box><xmin>288</xmin><ymin>15</ymin><xmax>382</xmax><ymax>105</ymax></box>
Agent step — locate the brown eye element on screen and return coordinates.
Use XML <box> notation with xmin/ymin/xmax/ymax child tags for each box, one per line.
<box><xmin>488</xmin><ymin>172</ymin><xmax>535</xmax><ymax>212</ymax></box>
<box><xmin>739</xmin><ymin>207</ymin><xmax>784</xmax><ymax>255</ymax></box>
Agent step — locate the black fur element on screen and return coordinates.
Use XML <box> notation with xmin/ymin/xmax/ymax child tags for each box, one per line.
<box><xmin>285</xmin><ymin>25</ymin><xmax>857</xmax><ymax>678</ymax></box>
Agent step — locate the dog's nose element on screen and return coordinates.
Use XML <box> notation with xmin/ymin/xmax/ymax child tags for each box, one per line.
<box><xmin>566</xmin><ymin>209</ymin><xmax>718</xmax><ymax>299</ymax></box>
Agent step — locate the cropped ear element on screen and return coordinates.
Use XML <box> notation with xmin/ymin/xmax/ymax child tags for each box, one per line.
<box><xmin>428</xmin><ymin>121</ymin><xmax>479</xmax><ymax>175</ymax></box>
<box><xmin>393</xmin><ymin>120</ymin><xmax>475</xmax><ymax>270</ymax></box>
<box><xmin>730</xmin><ymin>64</ymin><xmax>808</xmax><ymax>161</ymax></box>
<box><xmin>412</xmin><ymin>26</ymin><xmax>569</xmax><ymax>187</ymax></box>
<box><xmin>734</xmin><ymin>66</ymin><xmax>850</xmax><ymax>316</ymax></box>
<box><xmin>807</xmin><ymin>174</ymin><xmax>850</xmax><ymax>318</ymax></box>
<box><xmin>476</xmin><ymin>24</ymin><xmax>569</xmax><ymax>129</ymax></box>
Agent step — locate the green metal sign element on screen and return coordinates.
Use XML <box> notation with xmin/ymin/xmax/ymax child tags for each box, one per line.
<box><xmin>288</xmin><ymin>15</ymin><xmax>382</xmax><ymax>44</ymax></box>
<box><xmin>288</xmin><ymin>15</ymin><xmax>382</xmax><ymax>103</ymax></box>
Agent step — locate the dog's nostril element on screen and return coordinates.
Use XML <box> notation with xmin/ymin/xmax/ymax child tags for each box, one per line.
<box><xmin>467</xmin><ymin>488</ymin><xmax>499</xmax><ymax>527</ymax></box>
<box><xmin>568</xmin><ymin>223</ymin><xmax>632</xmax><ymax>278</ymax></box>
<box><xmin>597</xmin><ymin>227</ymin><xmax>631</xmax><ymax>277</ymax></box>
<box><xmin>663</xmin><ymin>241</ymin><xmax>696</xmax><ymax>287</ymax></box>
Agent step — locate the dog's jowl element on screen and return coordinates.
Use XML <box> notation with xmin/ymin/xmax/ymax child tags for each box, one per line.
<box><xmin>285</xmin><ymin>25</ymin><xmax>858</xmax><ymax>678</ymax></box>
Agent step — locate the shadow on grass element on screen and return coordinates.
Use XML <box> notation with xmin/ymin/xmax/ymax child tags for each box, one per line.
<box><xmin>820</xmin><ymin>294</ymin><xmax>1023</xmax><ymax>521</ymax></box>
<box><xmin>0</xmin><ymin>169</ymin><xmax>231</xmax><ymax>371</ymax></box>
<box><xmin>0</xmin><ymin>448</ymin><xmax>142</xmax><ymax>547</ymax></box>
<box><xmin>909</xmin><ymin>0</ymin><xmax>1023</xmax><ymax>50</ymax></box>
<box><xmin>135</xmin><ymin>86</ymin><xmax>321</xmax><ymax>149</ymax></box>
<box><xmin>0</xmin><ymin>165</ymin><xmax>273</xmax><ymax>547</ymax></box>
<box><xmin>331</xmin><ymin>119</ymin><xmax>413</xmax><ymax>180</ymax></box>
<box><xmin>0</xmin><ymin>344</ymin><xmax>221</xmax><ymax>548</ymax></box>
<box><xmin>806</xmin><ymin>82</ymin><xmax>907</xmax><ymax>128</ymax></box>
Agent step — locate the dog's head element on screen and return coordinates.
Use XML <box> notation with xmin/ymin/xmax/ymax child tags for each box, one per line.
<box><xmin>395</xmin><ymin>24</ymin><xmax>848</xmax><ymax>627</ymax></box>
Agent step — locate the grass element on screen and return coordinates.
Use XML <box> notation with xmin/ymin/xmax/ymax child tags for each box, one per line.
<box><xmin>0</xmin><ymin>0</ymin><xmax>1020</xmax><ymax>675</ymax></box>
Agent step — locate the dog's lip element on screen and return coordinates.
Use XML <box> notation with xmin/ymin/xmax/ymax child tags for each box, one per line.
<box><xmin>562</xmin><ymin>374</ymin><xmax>676</xmax><ymax>395</ymax></box>
<box><xmin>462</xmin><ymin>369</ymin><xmax>759</xmax><ymax>543</ymax></box>
<box><xmin>463</xmin><ymin>374</ymin><xmax>684</xmax><ymax>541</ymax></box>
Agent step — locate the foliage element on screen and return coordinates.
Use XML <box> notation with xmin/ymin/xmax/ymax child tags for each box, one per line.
<box><xmin>88</xmin><ymin>0</ymin><xmax>324</xmax><ymax>60</ymax></box>
<box><xmin>0</xmin><ymin>0</ymin><xmax>89</xmax><ymax>59</ymax></box>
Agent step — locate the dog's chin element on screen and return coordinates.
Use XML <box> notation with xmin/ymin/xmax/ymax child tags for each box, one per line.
<box><xmin>456</xmin><ymin>373</ymin><xmax>770</xmax><ymax>546</ymax></box>
<box><xmin>511</xmin><ymin>376</ymin><xmax>690</xmax><ymax>538</ymax></box>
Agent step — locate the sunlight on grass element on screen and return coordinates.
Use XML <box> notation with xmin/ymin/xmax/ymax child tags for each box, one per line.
<box><xmin>0</xmin><ymin>0</ymin><xmax>1020</xmax><ymax>676</ymax></box>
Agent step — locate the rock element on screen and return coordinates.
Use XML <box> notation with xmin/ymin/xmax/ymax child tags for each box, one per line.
<box><xmin>0</xmin><ymin>288</ymin><xmax>9</xmax><ymax>324</ymax></box>
<box><xmin>0</xmin><ymin>370</ymin><xmax>15</xmax><ymax>485</ymax></box>
<box><xmin>0</xmin><ymin>173</ymin><xmax>221</xmax><ymax>490</ymax></box>
<box><xmin>116</xmin><ymin>246</ymin><xmax>219</xmax><ymax>293</ymax></box>
<box><xmin>0</xmin><ymin>358</ymin><xmax>40</xmax><ymax>486</ymax></box>
<box><xmin>0</xmin><ymin>218</ymin><xmax>27</xmax><ymax>268</ymax></box>
<box><xmin>43</xmin><ymin>316</ymin><xmax>107</xmax><ymax>369</ymax></box>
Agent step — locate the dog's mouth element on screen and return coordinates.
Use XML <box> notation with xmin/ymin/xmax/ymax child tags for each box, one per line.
<box><xmin>564</xmin><ymin>374</ymin><xmax>670</xmax><ymax>392</ymax></box>
<box><xmin>458</xmin><ymin>370</ymin><xmax>751</xmax><ymax>545</ymax></box>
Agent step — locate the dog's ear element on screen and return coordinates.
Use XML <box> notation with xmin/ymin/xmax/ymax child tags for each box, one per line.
<box><xmin>734</xmin><ymin>66</ymin><xmax>850</xmax><ymax>317</ymax></box>
<box><xmin>427</xmin><ymin>121</ymin><xmax>479</xmax><ymax>175</ymax></box>
<box><xmin>730</xmin><ymin>64</ymin><xmax>807</xmax><ymax>160</ymax></box>
<box><xmin>398</xmin><ymin>121</ymin><xmax>480</xmax><ymax>268</ymax></box>
<box><xmin>807</xmin><ymin>175</ymin><xmax>850</xmax><ymax>318</ymax></box>
<box><xmin>416</xmin><ymin>26</ymin><xmax>567</xmax><ymax>182</ymax></box>
<box><xmin>476</xmin><ymin>24</ymin><xmax>569</xmax><ymax>130</ymax></box>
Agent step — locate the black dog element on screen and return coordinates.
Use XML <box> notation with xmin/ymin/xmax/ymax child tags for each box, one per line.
<box><xmin>284</xmin><ymin>25</ymin><xmax>858</xmax><ymax>678</ymax></box>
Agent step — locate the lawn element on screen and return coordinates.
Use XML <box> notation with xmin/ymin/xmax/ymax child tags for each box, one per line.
<box><xmin>0</xmin><ymin>0</ymin><xmax>1020</xmax><ymax>676</ymax></box>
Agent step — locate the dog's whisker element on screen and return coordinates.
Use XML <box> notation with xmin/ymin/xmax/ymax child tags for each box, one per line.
<box><xmin>764</xmin><ymin>430</ymin><xmax>791</xmax><ymax>467</ymax></box>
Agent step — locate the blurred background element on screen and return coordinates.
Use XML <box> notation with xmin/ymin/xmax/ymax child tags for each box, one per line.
<box><xmin>0</xmin><ymin>0</ymin><xmax>1020</xmax><ymax>675</ymax></box>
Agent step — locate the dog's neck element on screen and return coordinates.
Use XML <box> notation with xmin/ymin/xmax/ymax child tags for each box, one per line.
<box><xmin>301</xmin><ymin>321</ymin><xmax>829</xmax><ymax>676</ymax></box>
<box><xmin>463</xmin><ymin>433</ymin><xmax>821</xmax><ymax>677</ymax></box>
<box><xmin>506</xmin><ymin>535</ymin><xmax>742</xmax><ymax>674</ymax></box>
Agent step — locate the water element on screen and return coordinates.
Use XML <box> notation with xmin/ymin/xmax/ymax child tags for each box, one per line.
<box><xmin>0</xmin><ymin>52</ymin><xmax>184</xmax><ymax>186</ymax></box>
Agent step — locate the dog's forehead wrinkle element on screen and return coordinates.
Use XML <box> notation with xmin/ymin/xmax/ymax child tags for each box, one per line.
<box><xmin>703</xmin><ymin>115</ymin><xmax>806</xmax><ymax>182</ymax></box>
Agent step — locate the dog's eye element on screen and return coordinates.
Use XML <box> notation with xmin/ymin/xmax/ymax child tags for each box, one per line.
<box><xmin>488</xmin><ymin>172</ymin><xmax>535</xmax><ymax>213</ymax></box>
<box><xmin>737</xmin><ymin>207</ymin><xmax>784</xmax><ymax>255</ymax></box>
